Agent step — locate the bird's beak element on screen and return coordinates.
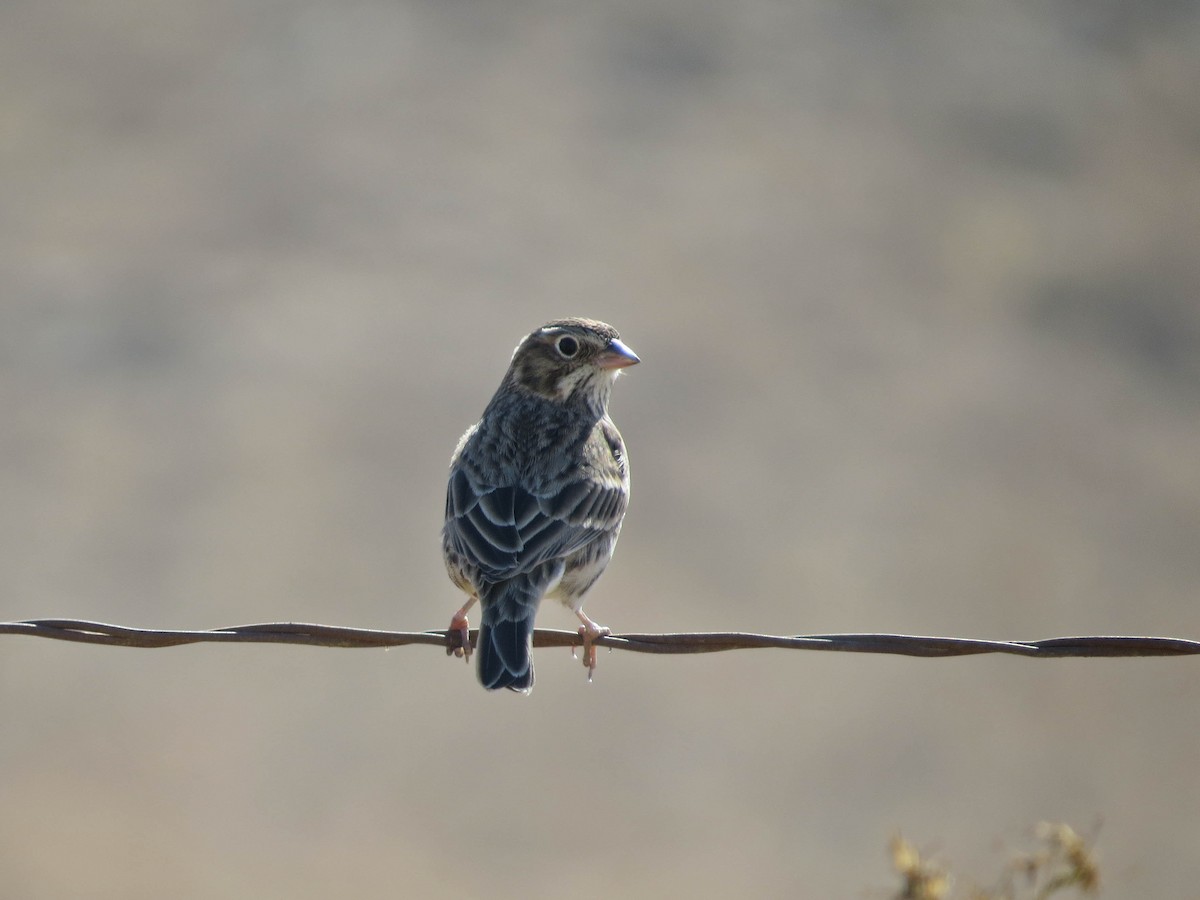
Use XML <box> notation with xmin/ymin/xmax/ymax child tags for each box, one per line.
<box><xmin>596</xmin><ymin>338</ymin><xmax>640</xmax><ymax>370</ymax></box>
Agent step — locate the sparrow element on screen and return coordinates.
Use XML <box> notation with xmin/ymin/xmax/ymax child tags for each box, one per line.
<box><xmin>442</xmin><ymin>318</ymin><xmax>638</xmax><ymax>692</ymax></box>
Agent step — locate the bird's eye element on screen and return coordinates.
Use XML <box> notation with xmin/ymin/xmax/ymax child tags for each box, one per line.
<box><xmin>556</xmin><ymin>335</ymin><xmax>579</xmax><ymax>358</ymax></box>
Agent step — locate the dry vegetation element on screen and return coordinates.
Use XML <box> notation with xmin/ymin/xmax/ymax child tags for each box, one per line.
<box><xmin>891</xmin><ymin>823</ymin><xmax>1099</xmax><ymax>900</ymax></box>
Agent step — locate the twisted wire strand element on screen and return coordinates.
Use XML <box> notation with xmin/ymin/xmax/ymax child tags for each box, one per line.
<box><xmin>0</xmin><ymin>619</ymin><xmax>1196</xmax><ymax>657</ymax></box>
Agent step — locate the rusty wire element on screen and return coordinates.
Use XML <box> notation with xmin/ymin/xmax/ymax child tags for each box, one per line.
<box><xmin>0</xmin><ymin>618</ymin><xmax>1196</xmax><ymax>658</ymax></box>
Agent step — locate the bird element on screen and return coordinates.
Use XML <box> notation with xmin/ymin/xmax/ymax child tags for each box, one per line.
<box><xmin>441</xmin><ymin>318</ymin><xmax>638</xmax><ymax>692</ymax></box>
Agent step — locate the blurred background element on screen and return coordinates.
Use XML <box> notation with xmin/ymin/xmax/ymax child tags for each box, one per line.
<box><xmin>2</xmin><ymin>1</ymin><xmax>1198</xmax><ymax>896</ymax></box>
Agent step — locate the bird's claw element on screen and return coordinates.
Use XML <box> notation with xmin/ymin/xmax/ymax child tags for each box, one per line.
<box><xmin>576</xmin><ymin>620</ymin><xmax>611</xmax><ymax>681</ymax></box>
<box><xmin>447</xmin><ymin>609</ymin><xmax>472</xmax><ymax>663</ymax></box>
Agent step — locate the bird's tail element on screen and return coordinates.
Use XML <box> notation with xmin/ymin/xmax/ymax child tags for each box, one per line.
<box><xmin>477</xmin><ymin>578</ymin><xmax>541</xmax><ymax>693</ymax></box>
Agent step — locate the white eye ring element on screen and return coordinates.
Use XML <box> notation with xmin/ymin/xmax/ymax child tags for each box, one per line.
<box><xmin>556</xmin><ymin>335</ymin><xmax>579</xmax><ymax>358</ymax></box>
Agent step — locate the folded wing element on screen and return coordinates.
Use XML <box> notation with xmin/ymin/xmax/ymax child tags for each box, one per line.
<box><xmin>444</xmin><ymin>466</ymin><xmax>627</xmax><ymax>583</ymax></box>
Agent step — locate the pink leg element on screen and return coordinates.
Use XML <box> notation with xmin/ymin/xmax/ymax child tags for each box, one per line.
<box><xmin>575</xmin><ymin>609</ymin><xmax>611</xmax><ymax>681</ymax></box>
<box><xmin>447</xmin><ymin>597</ymin><xmax>476</xmax><ymax>662</ymax></box>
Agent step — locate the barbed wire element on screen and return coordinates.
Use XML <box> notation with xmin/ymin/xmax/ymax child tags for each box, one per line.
<box><xmin>0</xmin><ymin>618</ymin><xmax>1197</xmax><ymax>658</ymax></box>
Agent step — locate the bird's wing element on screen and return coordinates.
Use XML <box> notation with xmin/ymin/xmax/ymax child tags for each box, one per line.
<box><xmin>444</xmin><ymin>465</ymin><xmax>627</xmax><ymax>583</ymax></box>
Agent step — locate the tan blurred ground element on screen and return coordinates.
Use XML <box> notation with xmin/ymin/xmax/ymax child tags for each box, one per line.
<box><xmin>2</xmin><ymin>1</ymin><xmax>1199</xmax><ymax>896</ymax></box>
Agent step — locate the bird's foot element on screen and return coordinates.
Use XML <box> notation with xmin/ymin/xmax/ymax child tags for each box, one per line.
<box><xmin>447</xmin><ymin>607</ymin><xmax>473</xmax><ymax>662</ymax></box>
<box><xmin>574</xmin><ymin>613</ymin><xmax>611</xmax><ymax>682</ymax></box>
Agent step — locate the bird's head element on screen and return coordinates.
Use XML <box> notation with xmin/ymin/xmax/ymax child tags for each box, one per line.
<box><xmin>506</xmin><ymin>318</ymin><xmax>639</xmax><ymax>413</ymax></box>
